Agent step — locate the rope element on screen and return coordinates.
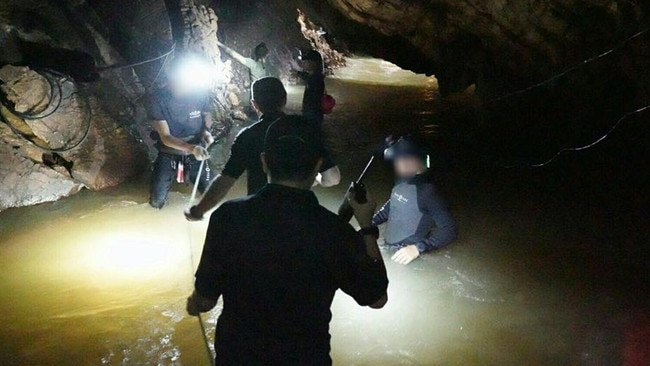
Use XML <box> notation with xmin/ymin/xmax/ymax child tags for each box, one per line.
<box><xmin>494</xmin><ymin>104</ymin><xmax>650</xmax><ymax>168</ymax></box>
<box><xmin>186</xmin><ymin>159</ymin><xmax>216</xmax><ymax>366</ymax></box>
<box><xmin>460</xmin><ymin>28</ymin><xmax>650</xmax><ymax>168</ymax></box>
<box><xmin>0</xmin><ymin>70</ymin><xmax>94</xmax><ymax>153</ymax></box>
<box><xmin>97</xmin><ymin>44</ymin><xmax>176</xmax><ymax>72</ymax></box>
<box><xmin>486</xmin><ymin>28</ymin><xmax>649</xmax><ymax>105</ymax></box>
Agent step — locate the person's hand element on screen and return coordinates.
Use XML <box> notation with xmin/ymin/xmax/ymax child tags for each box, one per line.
<box><xmin>192</xmin><ymin>145</ymin><xmax>210</xmax><ymax>161</ymax></box>
<box><xmin>186</xmin><ymin>294</ymin><xmax>201</xmax><ymax>316</ymax></box>
<box><xmin>391</xmin><ymin>245</ymin><xmax>420</xmax><ymax>265</ymax></box>
<box><xmin>201</xmin><ymin>131</ymin><xmax>215</xmax><ymax>147</ymax></box>
<box><xmin>186</xmin><ymin>291</ymin><xmax>218</xmax><ymax>316</ymax></box>
<box><xmin>347</xmin><ymin>186</ymin><xmax>376</xmax><ymax>227</ymax></box>
<box><xmin>184</xmin><ymin>205</ymin><xmax>204</xmax><ymax>222</ymax></box>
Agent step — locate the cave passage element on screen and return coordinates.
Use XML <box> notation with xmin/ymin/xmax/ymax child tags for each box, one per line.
<box><xmin>0</xmin><ymin>58</ymin><xmax>649</xmax><ymax>365</ymax></box>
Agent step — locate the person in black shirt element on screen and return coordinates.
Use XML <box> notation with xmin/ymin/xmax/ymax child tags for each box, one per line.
<box><xmin>294</xmin><ymin>50</ymin><xmax>326</xmax><ymax>126</ymax></box>
<box><xmin>185</xmin><ymin>77</ymin><xmax>340</xmax><ymax>221</ymax></box>
<box><xmin>147</xmin><ymin>56</ymin><xmax>214</xmax><ymax>209</ymax></box>
<box><xmin>186</xmin><ymin>117</ymin><xmax>388</xmax><ymax>365</ymax></box>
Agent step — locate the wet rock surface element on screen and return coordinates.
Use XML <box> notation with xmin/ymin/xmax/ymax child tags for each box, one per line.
<box><xmin>0</xmin><ymin>122</ymin><xmax>83</xmax><ymax>210</ymax></box>
<box><xmin>0</xmin><ymin>64</ymin><xmax>146</xmax><ymax>211</ymax></box>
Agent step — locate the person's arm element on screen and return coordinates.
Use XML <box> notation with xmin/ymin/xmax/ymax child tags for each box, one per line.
<box><xmin>153</xmin><ymin>120</ymin><xmax>195</xmax><ymax>153</ymax></box>
<box><xmin>372</xmin><ymin>200</ymin><xmax>390</xmax><ymax>227</ymax></box>
<box><xmin>186</xmin><ymin>174</ymin><xmax>236</xmax><ymax>220</ymax></box>
<box><xmin>187</xmin><ymin>208</ymin><xmax>228</xmax><ymax>315</ymax></box>
<box><xmin>201</xmin><ymin>107</ymin><xmax>215</xmax><ymax>147</ymax></box>
<box><xmin>185</xmin><ymin>131</ymin><xmax>248</xmax><ymax>221</ymax></box>
<box><xmin>334</xmin><ymin>190</ymin><xmax>388</xmax><ymax>309</ymax></box>
<box><xmin>202</xmin><ymin>111</ymin><xmax>213</xmax><ymax>130</ymax></box>
<box><xmin>153</xmin><ymin>120</ymin><xmax>209</xmax><ymax>159</ymax></box>
<box><xmin>218</xmin><ymin>41</ymin><xmax>255</xmax><ymax>69</ymax></box>
<box><xmin>414</xmin><ymin>194</ymin><xmax>457</xmax><ymax>253</ymax></box>
<box><xmin>392</xmin><ymin>184</ymin><xmax>457</xmax><ymax>265</ymax></box>
<box><xmin>315</xmin><ymin>165</ymin><xmax>340</xmax><ymax>187</ymax></box>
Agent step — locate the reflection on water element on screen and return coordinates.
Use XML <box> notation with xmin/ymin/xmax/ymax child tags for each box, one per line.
<box><xmin>331</xmin><ymin>57</ymin><xmax>435</xmax><ymax>86</ymax></box>
<box><xmin>0</xmin><ymin>58</ymin><xmax>644</xmax><ymax>365</ymax></box>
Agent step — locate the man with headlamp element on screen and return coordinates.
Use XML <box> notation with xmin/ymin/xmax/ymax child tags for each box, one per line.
<box><xmin>147</xmin><ymin>55</ymin><xmax>215</xmax><ymax>209</ymax></box>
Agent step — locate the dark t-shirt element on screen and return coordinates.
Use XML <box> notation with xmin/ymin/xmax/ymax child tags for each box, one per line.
<box><xmin>298</xmin><ymin>71</ymin><xmax>325</xmax><ymax>116</ymax></box>
<box><xmin>147</xmin><ymin>90</ymin><xmax>210</xmax><ymax>150</ymax></box>
<box><xmin>222</xmin><ymin>113</ymin><xmax>336</xmax><ymax>195</ymax></box>
<box><xmin>195</xmin><ymin>184</ymin><xmax>388</xmax><ymax>364</ymax></box>
<box><xmin>372</xmin><ymin>172</ymin><xmax>457</xmax><ymax>252</ymax></box>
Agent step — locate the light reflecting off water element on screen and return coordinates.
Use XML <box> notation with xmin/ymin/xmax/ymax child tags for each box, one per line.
<box><xmin>0</xmin><ymin>58</ymin><xmax>646</xmax><ymax>365</ymax></box>
<box><xmin>332</xmin><ymin>57</ymin><xmax>435</xmax><ymax>86</ymax></box>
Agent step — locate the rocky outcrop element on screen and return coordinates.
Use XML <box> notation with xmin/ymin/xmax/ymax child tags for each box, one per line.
<box><xmin>0</xmin><ymin>122</ymin><xmax>83</xmax><ymax>211</ymax></box>
<box><xmin>0</xmin><ymin>65</ymin><xmax>146</xmax><ymax>210</ymax></box>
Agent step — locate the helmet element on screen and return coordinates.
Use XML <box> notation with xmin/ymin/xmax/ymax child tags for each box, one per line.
<box><xmin>384</xmin><ymin>135</ymin><xmax>428</xmax><ymax>160</ymax></box>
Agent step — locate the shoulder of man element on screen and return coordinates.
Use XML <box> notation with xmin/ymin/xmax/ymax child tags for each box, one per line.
<box><xmin>312</xmin><ymin>205</ymin><xmax>359</xmax><ymax>240</ymax></box>
<box><xmin>148</xmin><ymin>88</ymin><xmax>170</xmax><ymax>104</ymax></box>
<box><xmin>207</xmin><ymin>195</ymin><xmax>253</xmax><ymax>221</ymax></box>
<box><xmin>146</xmin><ymin>89</ymin><xmax>170</xmax><ymax>119</ymax></box>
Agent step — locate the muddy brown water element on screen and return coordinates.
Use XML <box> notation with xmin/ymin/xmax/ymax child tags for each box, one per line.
<box><xmin>0</xmin><ymin>58</ymin><xmax>648</xmax><ymax>365</ymax></box>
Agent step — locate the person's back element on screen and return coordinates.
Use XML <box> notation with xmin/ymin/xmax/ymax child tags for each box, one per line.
<box><xmin>223</xmin><ymin>111</ymin><xmax>284</xmax><ymax>194</ymax></box>
<box><xmin>296</xmin><ymin>50</ymin><xmax>326</xmax><ymax>125</ymax></box>
<box><xmin>185</xmin><ymin>78</ymin><xmax>341</xmax><ymax>221</ymax></box>
<box><xmin>200</xmin><ymin>185</ymin><xmax>383</xmax><ymax>363</ymax></box>
<box><xmin>188</xmin><ymin>117</ymin><xmax>387</xmax><ymax>365</ymax></box>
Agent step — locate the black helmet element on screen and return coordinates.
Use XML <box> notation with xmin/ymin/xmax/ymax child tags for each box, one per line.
<box><xmin>300</xmin><ymin>50</ymin><xmax>323</xmax><ymax>62</ymax></box>
<box><xmin>384</xmin><ymin>135</ymin><xmax>428</xmax><ymax>160</ymax></box>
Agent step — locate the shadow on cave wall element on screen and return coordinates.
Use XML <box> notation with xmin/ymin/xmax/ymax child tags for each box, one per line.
<box><xmin>9</xmin><ymin>39</ymin><xmax>99</xmax><ymax>82</ymax></box>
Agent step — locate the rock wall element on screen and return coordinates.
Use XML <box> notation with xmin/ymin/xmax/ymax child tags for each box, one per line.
<box><xmin>0</xmin><ymin>65</ymin><xmax>146</xmax><ymax>211</ymax></box>
<box><xmin>0</xmin><ymin>1</ymin><xmax>149</xmax><ymax>211</ymax></box>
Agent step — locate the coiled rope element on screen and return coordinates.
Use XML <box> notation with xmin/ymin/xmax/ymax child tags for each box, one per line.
<box><xmin>0</xmin><ymin>69</ymin><xmax>93</xmax><ymax>153</ymax></box>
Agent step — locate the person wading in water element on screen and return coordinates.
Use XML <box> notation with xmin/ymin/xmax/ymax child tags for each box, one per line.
<box><xmin>147</xmin><ymin>56</ymin><xmax>214</xmax><ymax>209</ymax></box>
<box><xmin>186</xmin><ymin>116</ymin><xmax>388</xmax><ymax>365</ymax></box>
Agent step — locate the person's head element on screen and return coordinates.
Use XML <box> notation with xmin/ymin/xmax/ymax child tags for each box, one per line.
<box><xmin>384</xmin><ymin>135</ymin><xmax>428</xmax><ymax>178</ymax></box>
<box><xmin>262</xmin><ymin>116</ymin><xmax>325</xmax><ymax>187</ymax></box>
<box><xmin>253</xmin><ymin>42</ymin><xmax>269</xmax><ymax>61</ymax></box>
<box><xmin>251</xmin><ymin>77</ymin><xmax>287</xmax><ymax>114</ymax></box>
<box><xmin>166</xmin><ymin>54</ymin><xmax>213</xmax><ymax>98</ymax></box>
<box><xmin>300</xmin><ymin>50</ymin><xmax>323</xmax><ymax>74</ymax></box>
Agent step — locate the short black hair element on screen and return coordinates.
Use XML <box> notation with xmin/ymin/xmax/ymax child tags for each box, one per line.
<box><xmin>253</xmin><ymin>42</ymin><xmax>268</xmax><ymax>61</ymax></box>
<box><xmin>252</xmin><ymin>77</ymin><xmax>287</xmax><ymax>112</ymax></box>
<box><xmin>264</xmin><ymin>116</ymin><xmax>325</xmax><ymax>182</ymax></box>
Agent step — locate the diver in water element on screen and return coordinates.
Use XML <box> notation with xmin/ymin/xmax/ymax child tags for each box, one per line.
<box><xmin>218</xmin><ymin>41</ymin><xmax>271</xmax><ymax>82</ymax></box>
<box><xmin>372</xmin><ymin>136</ymin><xmax>457</xmax><ymax>265</ymax></box>
<box><xmin>147</xmin><ymin>56</ymin><xmax>214</xmax><ymax>209</ymax></box>
<box><xmin>293</xmin><ymin>50</ymin><xmax>326</xmax><ymax>126</ymax></box>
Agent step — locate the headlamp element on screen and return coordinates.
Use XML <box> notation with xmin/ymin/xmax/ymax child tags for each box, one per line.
<box><xmin>170</xmin><ymin>55</ymin><xmax>216</xmax><ymax>91</ymax></box>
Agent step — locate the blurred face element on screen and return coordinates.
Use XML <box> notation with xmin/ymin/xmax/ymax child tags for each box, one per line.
<box><xmin>394</xmin><ymin>156</ymin><xmax>426</xmax><ymax>178</ymax></box>
<box><xmin>168</xmin><ymin>77</ymin><xmax>192</xmax><ymax>98</ymax></box>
